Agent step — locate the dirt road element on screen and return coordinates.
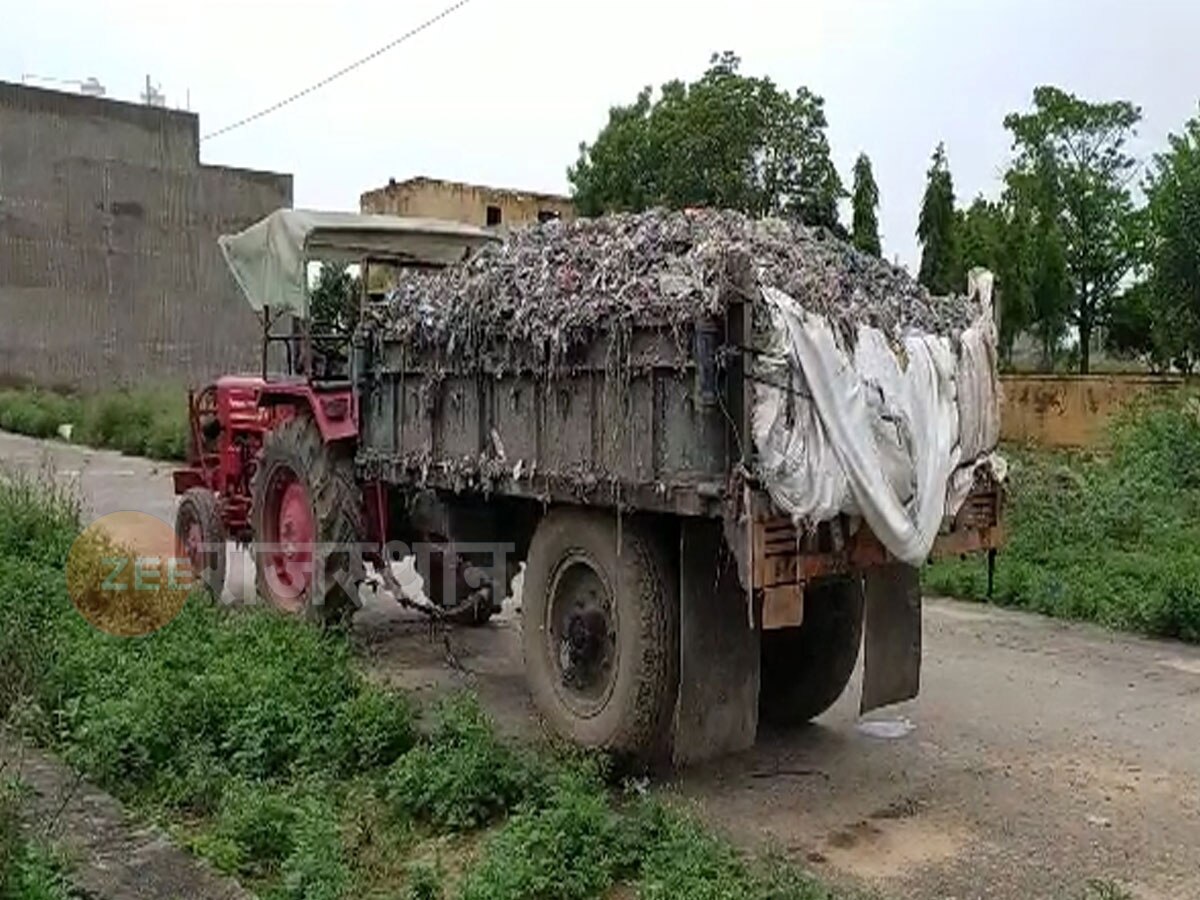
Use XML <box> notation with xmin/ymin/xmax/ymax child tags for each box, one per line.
<box><xmin>5</xmin><ymin>428</ymin><xmax>1199</xmax><ymax>900</ymax></box>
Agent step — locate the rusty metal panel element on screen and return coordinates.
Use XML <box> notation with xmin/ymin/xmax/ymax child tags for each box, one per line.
<box><xmin>748</xmin><ymin>477</ymin><xmax>1004</xmax><ymax>591</ymax></box>
<box><xmin>539</xmin><ymin>376</ymin><xmax>596</xmax><ymax>472</ymax></box>
<box><xmin>761</xmin><ymin>583</ymin><xmax>804</xmax><ymax>630</ymax></box>
<box><xmin>489</xmin><ymin>377</ymin><xmax>539</xmax><ymax>463</ymax></box>
<box><xmin>436</xmin><ymin>375</ymin><xmax>484</xmax><ymax>458</ymax></box>
<box><xmin>654</xmin><ymin>375</ymin><xmax>725</xmax><ymax>479</ymax></box>
<box><xmin>394</xmin><ymin>374</ymin><xmax>434</xmax><ymax>456</ymax></box>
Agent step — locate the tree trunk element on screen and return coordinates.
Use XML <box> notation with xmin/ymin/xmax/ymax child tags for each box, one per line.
<box><xmin>1078</xmin><ymin>292</ymin><xmax>1092</xmax><ymax>375</ymax></box>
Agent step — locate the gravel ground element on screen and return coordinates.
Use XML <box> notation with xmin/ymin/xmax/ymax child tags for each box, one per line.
<box><xmin>5</xmin><ymin>428</ymin><xmax>1198</xmax><ymax>900</ymax></box>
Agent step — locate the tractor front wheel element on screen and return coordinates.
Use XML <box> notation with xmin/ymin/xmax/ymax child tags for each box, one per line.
<box><xmin>175</xmin><ymin>487</ymin><xmax>227</xmax><ymax>598</ymax></box>
<box><xmin>250</xmin><ymin>418</ymin><xmax>365</xmax><ymax>626</ymax></box>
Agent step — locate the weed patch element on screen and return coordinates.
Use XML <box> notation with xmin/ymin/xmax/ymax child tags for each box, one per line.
<box><xmin>385</xmin><ymin>697</ymin><xmax>544</xmax><ymax>832</ymax></box>
<box><xmin>0</xmin><ymin>479</ymin><xmax>847</xmax><ymax>900</ymax></box>
<box><xmin>926</xmin><ymin>394</ymin><xmax>1200</xmax><ymax>642</ymax></box>
<box><xmin>0</xmin><ymin>781</ymin><xmax>75</xmax><ymax>900</ymax></box>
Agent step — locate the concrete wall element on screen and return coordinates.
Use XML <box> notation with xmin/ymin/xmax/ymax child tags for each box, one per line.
<box><xmin>999</xmin><ymin>374</ymin><xmax>1188</xmax><ymax>448</ymax></box>
<box><xmin>361</xmin><ymin>176</ymin><xmax>576</xmax><ymax>229</ymax></box>
<box><xmin>0</xmin><ymin>81</ymin><xmax>292</xmax><ymax>389</ymax></box>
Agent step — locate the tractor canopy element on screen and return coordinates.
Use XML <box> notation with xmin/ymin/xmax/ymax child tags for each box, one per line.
<box><xmin>218</xmin><ymin>209</ymin><xmax>497</xmax><ymax>318</ymax></box>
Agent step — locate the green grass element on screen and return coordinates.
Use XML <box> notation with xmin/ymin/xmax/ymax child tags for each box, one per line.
<box><xmin>0</xmin><ymin>387</ymin><xmax>186</xmax><ymax>461</ymax></box>
<box><xmin>0</xmin><ymin>781</ymin><xmax>76</xmax><ymax>900</ymax></box>
<box><xmin>926</xmin><ymin>393</ymin><xmax>1200</xmax><ymax>641</ymax></box>
<box><xmin>0</xmin><ymin>473</ymin><xmax>844</xmax><ymax>900</ymax></box>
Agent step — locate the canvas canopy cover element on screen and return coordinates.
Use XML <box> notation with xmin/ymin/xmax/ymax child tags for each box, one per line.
<box><xmin>218</xmin><ymin>209</ymin><xmax>497</xmax><ymax>318</ymax></box>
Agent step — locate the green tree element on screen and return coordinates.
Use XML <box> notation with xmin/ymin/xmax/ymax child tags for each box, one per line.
<box><xmin>955</xmin><ymin>198</ymin><xmax>1019</xmax><ymax>356</ymax></box>
<box><xmin>569</xmin><ymin>52</ymin><xmax>844</xmax><ymax>230</ymax></box>
<box><xmin>850</xmin><ymin>153</ymin><xmax>881</xmax><ymax>257</ymax></box>
<box><xmin>1143</xmin><ymin>107</ymin><xmax>1200</xmax><ymax>371</ymax></box>
<box><xmin>1106</xmin><ymin>279</ymin><xmax>1157</xmax><ymax>365</ymax></box>
<box><xmin>917</xmin><ymin>143</ymin><xmax>959</xmax><ymax>294</ymax></box>
<box><xmin>1003</xmin><ymin>86</ymin><xmax>1142</xmax><ymax>373</ymax></box>
<box><xmin>310</xmin><ymin>263</ymin><xmax>359</xmax><ymax>334</ymax></box>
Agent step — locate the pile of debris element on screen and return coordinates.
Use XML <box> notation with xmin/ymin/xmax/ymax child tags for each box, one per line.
<box><xmin>370</xmin><ymin>208</ymin><xmax>980</xmax><ymax>364</ymax></box>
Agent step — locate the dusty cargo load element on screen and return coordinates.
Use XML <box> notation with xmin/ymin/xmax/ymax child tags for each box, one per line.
<box><xmin>372</xmin><ymin>208</ymin><xmax>979</xmax><ymax>356</ymax></box>
<box><xmin>182</xmin><ymin>208</ymin><xmax>1005</xmax><ymax>769</ymax></box>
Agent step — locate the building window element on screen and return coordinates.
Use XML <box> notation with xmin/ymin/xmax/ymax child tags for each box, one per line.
<box><xmin>537</xmin><ymin>209</ymin><xmax>561</xmax><ymax>223</ymax></box>
<box><xmin>486</xmin><ymin>205</ymin><xmax>503</xmax><ymax>227</ymax></box>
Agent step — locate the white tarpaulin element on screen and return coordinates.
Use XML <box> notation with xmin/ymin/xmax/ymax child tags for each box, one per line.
<box><xmin>753</xmin><ymin>270</ymin><xmax>1005</xmax><ymax>566</ymax></box>
<box><xmin>218</xmin><ymin>209</ymin><xmax>497</xmax><ymax>318</ymax></box>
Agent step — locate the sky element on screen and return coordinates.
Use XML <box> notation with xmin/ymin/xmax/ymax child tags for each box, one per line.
<box><xmin>4</xmin><ymin>0</ymin><xmax>1199</xmax><ymax>268</ymax></box>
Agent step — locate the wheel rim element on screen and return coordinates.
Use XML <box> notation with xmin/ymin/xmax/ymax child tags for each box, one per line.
<box><xmin>262</xmin><ymin>468</ymin><xmax>315</xmax><ymax>613</ymax></box>
<box><xmin>545</xmin><ymin>552</ymin><xmax>618</xmax><ymax>718</ymax></box>
<box><xmin>185</xmin><ymin>519</ymin><xmax>205</xmax><ymax>572</ymax></box>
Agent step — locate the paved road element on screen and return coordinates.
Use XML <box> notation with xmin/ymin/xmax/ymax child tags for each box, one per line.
<box><xmin>5</xmin><ymin>429</ymin><xmax>1199</xmax><ymax>900</ymax></box>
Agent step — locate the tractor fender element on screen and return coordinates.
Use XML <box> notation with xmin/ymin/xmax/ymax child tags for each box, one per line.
<box><xmin>258</xmin><ymin>386</ymin><xmax>359</xmax><ymax>443</ymax></box>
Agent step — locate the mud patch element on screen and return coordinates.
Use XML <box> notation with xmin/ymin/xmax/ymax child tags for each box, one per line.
<box><xmin>821</xmin><ymin>816</ymin><xmax>968</xmax><ymax>881</ymax></box>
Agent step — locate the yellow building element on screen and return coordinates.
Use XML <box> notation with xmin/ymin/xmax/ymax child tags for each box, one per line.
<box><xmin>361</xmin><ymin>176</ymin><xmax>577</xmax><ymax>229</ymax></box>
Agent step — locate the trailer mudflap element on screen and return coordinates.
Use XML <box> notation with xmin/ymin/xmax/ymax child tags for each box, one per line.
<box><xmin>860</xmin><ymin>563</ymin><xmax>922</xmax><ymax>714</ymax></box>
<box><xmin>672</xmin><ymin>519</ymin><xmax>760</xmax><ymax>765</ymax></box>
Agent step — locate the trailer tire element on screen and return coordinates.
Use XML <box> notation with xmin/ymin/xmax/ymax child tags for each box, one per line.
<box><xmin>759</xmin><ymin>577</ymin><xmax>864</xmax><ymax>727</ymax></box>
<box><xmin>251</xmin><ymin>417</ymin><xmax>365</xmax><ymax>627</ymax></box>
<box><xmin>175</xmin><ymin>487</ymin><xmax>227</xmax><ymax>598</ymax></box>
<box><xmin>522</xmin><ymin>509</ymin><xmax>678</xmax><ymax>763</ymax></box>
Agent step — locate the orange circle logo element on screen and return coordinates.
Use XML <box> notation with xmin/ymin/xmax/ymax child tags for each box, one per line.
<box><xmin>65</xmin><ymin>511</ymin><xmax>195</xmax><ymax>636</ymax></box>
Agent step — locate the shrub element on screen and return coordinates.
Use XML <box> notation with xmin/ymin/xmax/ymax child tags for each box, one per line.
<box><xmin>385</xmin><ymin>695</ymin><xmax>542</xmax><ymax>832</ymax></box>
<box><xmin>926</xmin><ymin>392</ymin><xmax>1200</xmax><ymax>642</ymax></box>
<box><xmin>0</xmin><ymin>481</ymin><xmax>844</xmax><ymax>900</ymax></box>
<box><xmin>0</xmin><ymin>386</ymin><xmax>186</xmax><ymax>461</ymax></box>
<box><xmin>460</xmin><ymin>773</ymin><xmax>620</xmax><ymax>900</ymax></box>
<box><xmin>0</xmin><ymin>391</ymin><xmax>80</xmax><ymax>440</ymax></box>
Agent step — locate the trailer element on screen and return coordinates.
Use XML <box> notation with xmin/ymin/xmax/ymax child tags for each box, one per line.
<box><xmin>175</xmin><ymin>209</ymin><xmax>1003</xmax><ymax>764</ymax></box>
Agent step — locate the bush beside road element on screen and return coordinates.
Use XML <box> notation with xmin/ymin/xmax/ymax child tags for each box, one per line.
<box><xmin>927</xmin><ymin>395</ymin><xmax>1200</xmax><ymax>642</ymax></box>
<box><xmin>0</xmin><ymin>387</ymin><xmax>186</xmax><ymax>461</ymax></box>
<box><xmin>0</xmin><ymin>475</ymin><xmax>843</xmax><ymax>900</ymax></box>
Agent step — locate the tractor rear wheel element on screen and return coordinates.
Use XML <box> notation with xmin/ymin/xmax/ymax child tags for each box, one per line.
<box><xmin>759</xmin><ymin>576</ymin><xmax>865</xmax><ymax>727</ymax></box>
<box><xmin>250</xmin><ymin>417</ymin><xmax>365</xmax><ymax>626</ymax></box>
<box><xmin>175</xmin><ymin>487</ymin><xmax>227</xmax><ymax>598</ymax></box>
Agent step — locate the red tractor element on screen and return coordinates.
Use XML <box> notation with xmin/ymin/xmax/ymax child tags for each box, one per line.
<box><xmin>173</xmin><ymin>210</ymin><xmax>497</xmax><ymax>623</ymax></box>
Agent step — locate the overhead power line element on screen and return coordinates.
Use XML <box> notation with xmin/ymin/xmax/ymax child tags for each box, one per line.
<box><xmin>201</xmin><ymin>0</ymin><xmax>476</xmax><ymax>142</ymax></box>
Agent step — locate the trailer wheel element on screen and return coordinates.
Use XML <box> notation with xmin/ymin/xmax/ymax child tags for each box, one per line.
<box><xmin>251</xmin><ymin>418</ymin><xmax>365</xmax><ymax>626</ymax></box>
<box><xmin>175</xmin><ymin>487</ymin><xmax>227</xmax><ymax>598</ymax></box>
<box><xmin>759</xmin><ymin>577</ymin><xmax>864</xmax><ymax>727</ymax></box>
<box><xmin>522</xmin><ymin>508</ymin><xmax>678</xmax><ymax>762</ymax></box>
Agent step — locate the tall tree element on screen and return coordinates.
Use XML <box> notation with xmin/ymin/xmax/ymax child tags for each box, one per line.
<box><xmin>1003</xmin><ymin>86</ymin><xmax>1142</xmax><ymax>373</ymax></box>
<box><xmin>310</xmin><ymin>263</ymin><xmax>359</xmax><ymax>334</ymax></box>
<box><xmin>850</xmin><ymin>153</ymin><xmax>881</xmax><ymax>257</ymax></box>
<box><xmin>917</xmin><ymin>143</ymin><xmax>959</xmax><ymax>294</ymax></box>
<box><xmin>1143</xmin><ymin>107</ymin><xmax>1200</xmax><ymax>371</ymax></box>
<box><xmin>956</xmin><ymin>198</ymin><xmax>1016</xmax><ymax>354</ymax></box>
<box><xmin>569</xmin><ymin>52</ymin><xmax>845</xmax><ymax>231</ymax></box>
